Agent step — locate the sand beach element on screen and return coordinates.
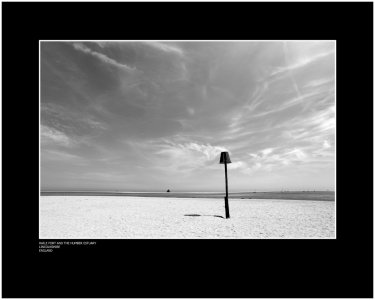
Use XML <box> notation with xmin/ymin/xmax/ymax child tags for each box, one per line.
<box><xmin>39</xmin><ymin>195</ymin><xmax>335</xmax><ymax>239</ymax></box>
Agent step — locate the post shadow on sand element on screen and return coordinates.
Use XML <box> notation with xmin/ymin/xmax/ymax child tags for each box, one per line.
<box><xmin>184</xmin><ymin>214</ymin><xmax>224</xmax><ymax>219</ymax></box>
<box><xmin>183</xmin><ymin>152</ymin><xmax>232</xmax><ymax>220</ymax></box>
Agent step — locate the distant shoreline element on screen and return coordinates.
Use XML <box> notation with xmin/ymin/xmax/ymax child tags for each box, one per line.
<box><xmin>40</xmin><ymin>191</ymin><xmax>335</xmax><ymax>201</ymax></box>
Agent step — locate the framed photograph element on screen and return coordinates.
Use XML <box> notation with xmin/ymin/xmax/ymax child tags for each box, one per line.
<box><xmin>39</xmin><ymin>39</ymin><xmax>336</xmax><ymax>240</ymax></box>
<box><xmin>2</xmin><ymin>2</ymin><xmax>373</xmax><ymax>298</ymax></box>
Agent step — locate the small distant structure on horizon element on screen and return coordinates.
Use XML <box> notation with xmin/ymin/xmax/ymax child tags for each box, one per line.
<box><xmin>166</xmin><ymin>189</ymin><xmax>171</xmax><ymax>192</ymax></box>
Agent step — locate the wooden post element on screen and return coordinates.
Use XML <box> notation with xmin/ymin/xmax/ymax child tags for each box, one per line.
<box><xmin>220</xmin><ymin>151</ymin><xmax>231</xmax><ymax>219</ymax></box>
<box><xmin>224</xmin><ymin>161</ymin><xmax>230</xmax><ymax>219</ymax></box>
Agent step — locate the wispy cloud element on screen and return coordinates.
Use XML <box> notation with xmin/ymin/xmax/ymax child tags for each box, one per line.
<box><xmin>42</xmin><ymin>149</ymin><xmax>84</xmax><ymax>162</ymax></box>
<box><xmin>303</xmin><ymin>77</ymin><xmax>334</xmax><ymax>89</ymax></box>
<box><xmin>72</xmin><ymin>42</ymin><xmax>136</xmax><ymax>71</ymax></box>
<box><xmin>41</xmin><ymin>125</ymin><xmax>73</xmax><ymax>147</ymax></box>
<box><xmin>143</xmin><ymin>41</ymin><xmax>184</xmax><ymax>56</ymax></box>
<box><xmin>323</xmin><ymin>140</ymin><xmax>331</xmax><ymax>149</ymax></box>
<box><xmin>261</xmin><ymin>148</ymin><xmax>274</xmax><ymax>156</ymax></box>
<box><xmin>41</xmin><ymin>103</ymin><xmax>108</xmax><ymax>134</ymax></box>
<box><xmin>282</xmin><ymin>42</ymin><xmax>302</xmax><ymax>98</ymax></box>
<box><xmin>153</xmin><ymin>140</ymin><xmax>227</xmax><ymax>173</ymax></box>
<box><xmin>228</xmin><ymin>161</ymin><xmax>246</xmax><ymax>170</ymax></box>
<box><xmin>301</xmin><ymin>106</ymin><xmax>335</xmax><ymax>134</ymax></box>
<box><xmin>244</xmin><ymin>147</ymin><xmax>309</xmax><ymax>173</ymax></box>
<box><xmin>271</xmin><ymin>49</ymin><xmax>334</xmax><ymax>77</ymax></box>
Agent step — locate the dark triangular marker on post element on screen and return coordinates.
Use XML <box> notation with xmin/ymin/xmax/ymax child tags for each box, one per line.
<box><xmin>219</xmin><ymin>151</ymin><xmax>231</xmax><ymax>219</ymax></box>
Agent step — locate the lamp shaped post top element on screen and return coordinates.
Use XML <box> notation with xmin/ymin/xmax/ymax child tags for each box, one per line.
<box><xmin>219</xmin><ymin>151</ymin><xmax>232</xmax><ymax>164</ymax></box>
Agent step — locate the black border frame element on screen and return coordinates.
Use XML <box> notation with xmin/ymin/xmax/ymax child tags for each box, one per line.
<box><xmin>2</xmin><ymin>2</ymin><xmax>373</xmax><ymax>298</ymax></box>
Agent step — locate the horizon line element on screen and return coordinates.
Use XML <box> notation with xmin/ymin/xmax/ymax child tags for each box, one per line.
<box><xmin>40</xmin><ymin>189</ymin><xmax>335</xmax><ymax>193</ymax></box>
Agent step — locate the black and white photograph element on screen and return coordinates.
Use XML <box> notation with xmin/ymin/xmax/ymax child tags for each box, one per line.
<box><xmin>2</xmin><ymin>2</ymin><xmax>373</xmax><ymax>298</ymax></box>
<box><xmin>40</xmin><ymin>40</ymin><xmax>336</xmax><ymax>239</ymax></box>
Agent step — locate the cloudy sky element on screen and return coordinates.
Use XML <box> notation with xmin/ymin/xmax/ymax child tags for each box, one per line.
<box><xmin>40</xmin><ymin>41</ymin><xmax>335</xmax><ymax>192</ymax></box>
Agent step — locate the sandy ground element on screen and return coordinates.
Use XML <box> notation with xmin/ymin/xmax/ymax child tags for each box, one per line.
<box><xmin>39</xmin><ymin>196</ymin><xmax>335</xmax><ymax>239</ymax></box>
